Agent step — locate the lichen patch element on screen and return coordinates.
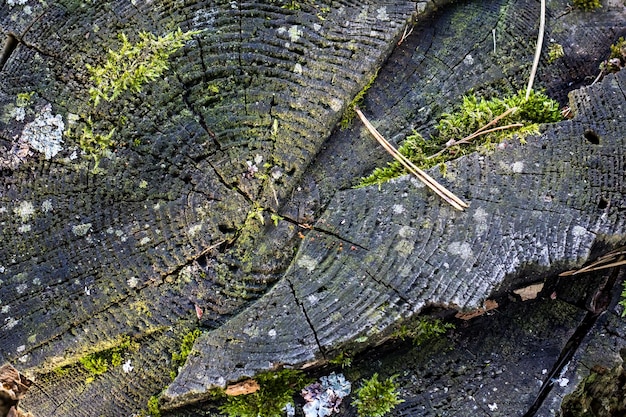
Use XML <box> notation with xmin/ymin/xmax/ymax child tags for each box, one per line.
<box><xmin>297</xmin><ymin>255</ymin><xmax>318</xmax><ymax>272</ymax></box>
<box><xmin>72</xmin><ymin>223</ymin><xmax>92</xmax><ymax>236</ymax></box>
<box><xmin>20</xmin><ymin>104</ymin><xmax>64</xmax><ymax>160</ymax></box>
<box><xmin>14</xmin><ymin>201</ymin><xmax>35</xmax><ymax>222</ymax></box>
<box><xmin>447</xmin><ymin>241</ymin><xmax>473</xmax><ymax>260</ymax></box>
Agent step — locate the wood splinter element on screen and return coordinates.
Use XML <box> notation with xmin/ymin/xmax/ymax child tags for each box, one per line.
<box><xmin>355</xmin><ymin>108</ymin><xmax>469</xmax><ymax>211</ymax></box>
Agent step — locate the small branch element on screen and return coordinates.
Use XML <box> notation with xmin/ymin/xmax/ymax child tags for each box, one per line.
<box><xmin>559</xmin><ymin>247</ymin><xmax>626</xmax><ymax>276</ymax></box>
<box><xmin>397</xmin><ymin>24</ymin><xmax>414</xmax><ymax>46</ymax></box>
<box><xmin>526</xmin><ymin>0</ymin><xmax>546</xmax><ymax>99</ymax></box>
<box><xmin>356</xmin><ymin>108</ymin><xmax>468</xmax><ymax>211</ymax></box>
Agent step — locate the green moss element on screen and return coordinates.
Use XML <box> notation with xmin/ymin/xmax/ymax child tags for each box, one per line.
<box><xmin>358</xmin><ymin>89</ymin><xmax>562</xmax><ymax>187</ymax></box>
<box><xmin>619</xmin><ymin>280</ymin><xmax>626</xmax><ymax>317</ymax></box>
<box><xmin>329</xmin><ymin>351</ymin><xmax>353</xmax><ymax>368</ymax></box>
<box><xmin>352</xmin><ymin>373</ymin><xmax>404</xmax><ymax>417</ymax></box>
<box><xmin>57</xmin><ymin>335</ymin><xmax>138</xmax><ymax>381</ymax></box>
<box><xmin>547</xmin><ymin>43</ymin><xmax>564</xmax><ymax>63</ymax></box>
<box><xmin>572</xmin><ymin>0</ymin><xmax>601</xmax><ymax>11</ymax></box>
<box><xmin>87</xmin><ymin>28</ymin><xmax>202</xmax><ymax>106</ymax></box>
<box><xmin>171</xmin><ymin>329</ymin><xmax>202</xmax><ymax>377</ymax></box>
<box><xmin>80</xmin><ymin>355</ymin><xmax>109</xmax><ymax>376</ymax></box>
<box><xmin>609</xmin><ymin>37</ymin><xmax>626</xmax><ymax>60</ymax></box>
<box><xmin>220</xmin><ymin>369</ymin><xmax>312</xmax><ymax>417</ymax></box>
<box><xmin>147</xmin><ymin>395</ymin><xmax>161</xmax><ymax>417</ymax></box>
<box><xmin>392</xmin><ymin>317</ymin><xmax>455</xmax><ymax>346</ymax></box>
<box><xmin>340</xmin><ymin>70</ymin><xmax>378</xmax><ymax>129</ymax></box>
<box><xmin>16</xmin><ymin>91</ymin><xmax>35</xmax><ymax>107</ymax></box>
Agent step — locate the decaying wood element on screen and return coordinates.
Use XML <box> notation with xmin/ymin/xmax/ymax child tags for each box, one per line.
<box><xmin>0</xmin><ymin>0</ymin><xmax>625</xmax><ymax>415</ymax></box>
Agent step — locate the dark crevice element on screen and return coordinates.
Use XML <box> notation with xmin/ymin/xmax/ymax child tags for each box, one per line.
<box><xmin>365</xmin><ymin>270</ymin><xmax>416</xmax><ymax>310</ymax></box>
<box><xmin>522</xmin><ymin>266</ymin><xmax>623</xmax><ymax>417</ymax></box>
<box><xmin>279</xmin><ymin>213</ymin><xmax>369</xmax><ymax>251</ymax></box>
<box><xmin>0</xmin><ymin>34</ymin><xmax>18</xmax><ymax>71</ymax></box>
<box><xmin>286</xmin><ymin>277</ymin><xmax>326</xmax><ymax>359</ymax></box>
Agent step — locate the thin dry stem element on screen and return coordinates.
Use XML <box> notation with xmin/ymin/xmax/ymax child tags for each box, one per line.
<box><xmin>356</xmin><ymin>108</ymin><xmax>468</xmax><ymax>211</ymax></box>
<box><xmin>526</xmin><ymin>0</ymin><xmax>546</xmax><ymax>100</ymax></box>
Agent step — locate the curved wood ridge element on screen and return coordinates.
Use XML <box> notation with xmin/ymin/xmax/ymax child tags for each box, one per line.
<box><xmin>0</xmin><ymin>0</ymin><xmax>624</xmax><ymax>414</ymax></box>
<box><xmin>0</xmin><ymin>0</ymin><xmax>421</xmax><ymax>415</ymax></box>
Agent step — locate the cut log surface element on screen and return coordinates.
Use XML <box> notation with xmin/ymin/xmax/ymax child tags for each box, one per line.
<box><xmin>0</xmin><ymin>0</ymin><xmax>624</xmax><ymax>415</ymax></box>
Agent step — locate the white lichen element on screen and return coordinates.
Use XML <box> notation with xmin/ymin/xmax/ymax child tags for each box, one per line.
<box><xmin>293</xmin><ymin>63</ymin><xmax>303</xmax><ymax>75</ymax></box>
<box><xmin>41</xmin><ymin>199</ymin><xmax>53</xmax><ymax>213</ymax></box>
<box><xmin>72</xmin><ymin>223</ymin><xmax>92</xmax><ymax>236</ymax></box>
<box><xmin>122</xmin><ymin>359</ymin><xmax>134</xmax><ymax>373</ymax></box>
<box><xmin>447</xmin><ymin>241</ymin><xmax>473</xmax><ymax>260</ymax></box>
<box><xmin>297</xmin><ymin>255</ymin><xmax>318</xmax><ymax>272</ymax></box>
<box><xmin>127</xmin><ymin>276</ymin><xmax>139</xmax><ymax>288</ymax></box>
<box><xmin>14</xmin><ymin>201</ymin><xmax>35</xmax><ymax>222</ymax></box>
<box><xmin>288</xmin><ymin>25</ymin><xmax>302</xmax><ymax>42</ymax></box>
<box><xmin>17</xmin><ymin>224</ymin><xmax>31</xmax><ymax>233</ymax></box>
<box><xmin>511</xmin><ymin>161</ymin><xmax>524</xmax><ymax>173</ymax></box>
<box><xmin>376</xmin><ymin>7</ymin><xmax>389</xmax><ymax>21</ymax></box>
<box><xmin>20</xmin><ymin>104</ymin><xmax>64</xmax><ymax>160</ymax></box>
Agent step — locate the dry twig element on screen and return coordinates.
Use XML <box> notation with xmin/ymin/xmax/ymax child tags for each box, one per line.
<box><xmin>559</xmin><ymin>247</ymin><xmax>626</xmax><ymax>276</ymax></box>
<box><xmin>356</xmin><ymin>108</ymin><xmax>469</xmax><ymax>211</ymax></box>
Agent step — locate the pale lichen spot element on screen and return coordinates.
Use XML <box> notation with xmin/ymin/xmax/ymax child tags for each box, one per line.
<box><xmin>313</xmin><ymin>23</ymin><xmax>321</xmax><ymax>31</ymax></box>
<box><xmin>27</xmin><ymin>334</ymin><xmax>36</xmax><ymax>344</ymax></box>
<box><xmin>16</xmin><ymin>345</ymin><xmax>25</xmax><ymax>353</ymax></box>
<box><xmin>14</xmin><ymin>200</ymin><xmax>35</xmax><ymax>222</ymax></box>
<box><xmin>463</xmin><ymin>54</ymin><xmax>474</xmax><ymax>66</ymax></box>
<box><xmin>16</xmin><ymin>283</ymin><xmax>28</xmax><ymax>294</ymax></box>
<box><xmin>139</xmin><ymin>179</ymin><xmax>148</xmax><ymax>189</ymax></box>
<box><xmin>32</xmin><ymin>277</ymin><xmax>40</xmax><ymax>285</ymax></box>
<box><xmin>416</xmin><ymin>1</ymin><xmax>427</xmax><ymax>13</ymax></box>
<box><xmin>511</xmin><ymin>161</ymin><xmax>524</xmax><ymax>173</ymax></box>
<box><xmin>293</xmin><ymin>63</ymin><xmax>303</xmax><ymax>75</ymax></box>
<box><xmin>394</xmin><ymin>239</ymin><xmax>415</xmax><ymax>258</ymax></box>
<box><xmin>41</xmin><ymin>199</ymin><xmax>53</xmax><ymax>213</ymax></box>
<box><xmin>392</xmin><ymin>204</ymin><xmax>405</xmax><ymax>214</ymax></box>
<box><xmin>447</xmin><ymin>241</ymin><xmax>473</xmax><ymax>260</ymax></box>
<box><xmin>72</xmin><ymin>223</ymin><xmax>92</xmax><ymax>236</ymax></box>
<box><xmin>1</xmin><ymin>306</ymin><xmax>9</xmax><ymax>314</ymax></box>
<box><xmin>139</xmin><ymin>236</ymin><xmax>151</xmax><ymax>246</ymax></box>
<box><xmin>376</xmin><ymin>6</ymin><xmax>389</xmax><ymax>21</ymax></box>
<box><xmin>188</xmin><ymin>224</ymin><xmax>202</xmax><ymax>237</ymax></box>
<box><xmin>268</xmin><ymin>329</ymin><xmax>277</xmax><ymax>338</ymax></box>
<box><xmin>21</xmin><ymin>104</ymin><xmax>64</xmax><ymax>160</ymax></box>
<box><xmin>398</xmin><ymin>225</ymin><xmax>416</xmax><ymax>239</ymax></box>
<box><xmin>297</xmin><ymin>254</ymin><xmax>318</xmax><ymax>272</ymax></box>
<box><xmin>571</xmin><ymin>225</ymin><xmax>588</xmax><ymax>237</ymax></box>
<box><xmin>17</xmin><ymin>224</ymin><xmax>31</xmax><ymax>233</ymax></box>
<box><xmin>329</xmin><ymin>98</ymin><xmax>343</xmax><ymax>112</ymax></box>
<box><xmin>473</xmin><ymin>207</ymin><xmax>488</xmax><ymax>235</ymax></box>
<box><xmin>127</xmin><ymin>276</ymin><xmax>139</xmax><ymax>288</ymax></box>
<box><xmin>4</xmin><ymin>317</ymin><xmax>19</xmax><ymax>329</ymax></box>
<box><xmin>288</xmin><ymin>25</ymin><xmax>302</xmax><ymax>42</ymax></box>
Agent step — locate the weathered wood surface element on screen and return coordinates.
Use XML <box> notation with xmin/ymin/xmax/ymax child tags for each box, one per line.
<box><xmin>0</xmin><ymin>0</ymin><xmax>625</xmax><ymax>415</ymax></box>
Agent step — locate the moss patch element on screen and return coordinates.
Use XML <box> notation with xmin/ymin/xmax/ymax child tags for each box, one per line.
<box><xmin>170</xmin><ymin>329</ymin><xmax>202</xmax><ymax>379</ymax></box>
<box><xmin>340</xmin><ymin>70</ymin><xmax>379</xmax><ymax>129</ymax></box>
<box><xmin>358</xmin><ymin>89</ymin><xmax>562</xmax><ymax>187</ymax></box>
<box><xmin>352</xmin><ymin>373</ymin><xmax>404</xmax><ymax>417</ymax></box>
<box><xmin>220</xmin><ymin>369</ymin><xmax>312</xmax><ymax>417</ymax></box>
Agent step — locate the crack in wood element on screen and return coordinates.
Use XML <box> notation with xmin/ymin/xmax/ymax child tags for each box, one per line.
<box><xmin>286</xmin><ymin>277</ymin><xmax>326</xmax><ymax>359</ymax></box>
<box><xmin>0</xmin><ymin>34</ymin><xmax>18</xmax><ymax>71</ymax></box>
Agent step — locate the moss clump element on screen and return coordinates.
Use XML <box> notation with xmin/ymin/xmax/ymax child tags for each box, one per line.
<box><xmin>393</xmin><ymin>317</ymin><xmax>455</xmax><ymax>346</ymax></box>
<box><xmin>75</xmin><ymin>335</ymin><xmax>139</xmax><ymax>382</ymax></box>
<box><xmin>170</xmin><ymin>329</ymin><xmax>202</xmax><ymax>379</ymax></box>
<box><xmin>572</xmin><ymin>0</ymin><xmax>601</xmax><ymax>11</ymax></box>
<box><xmin>352</xmin><ymin>373</ymin><xmax>404</xmax><ymax>417</ymax></box>
<box><xmin>220</xmin><ymin>369</ymin><xmax>312</xmax><ymax>417</ymax></box>
<box><xmin>340</xmin><ymin>70</ymin><xmax>378</xmax><ymax>129</ymax></box>
<box><xmin>548</xmin><ymin>43</ymin><xmax>565</xmax><ymax>63</ymax></box>
<box><xmin>358</xmin><ymin>89</ymin><xmax>562</xmax><ymax>187</ymax></box>
<box><xmin>146</xmin><ymin>395</ymin><xmax>161</xmax><ymax>417</ymax></box>
<box><xmin>86</xmin><ymin>28</ymin><xmax>201</xmax><ymax>106</ymax></box>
